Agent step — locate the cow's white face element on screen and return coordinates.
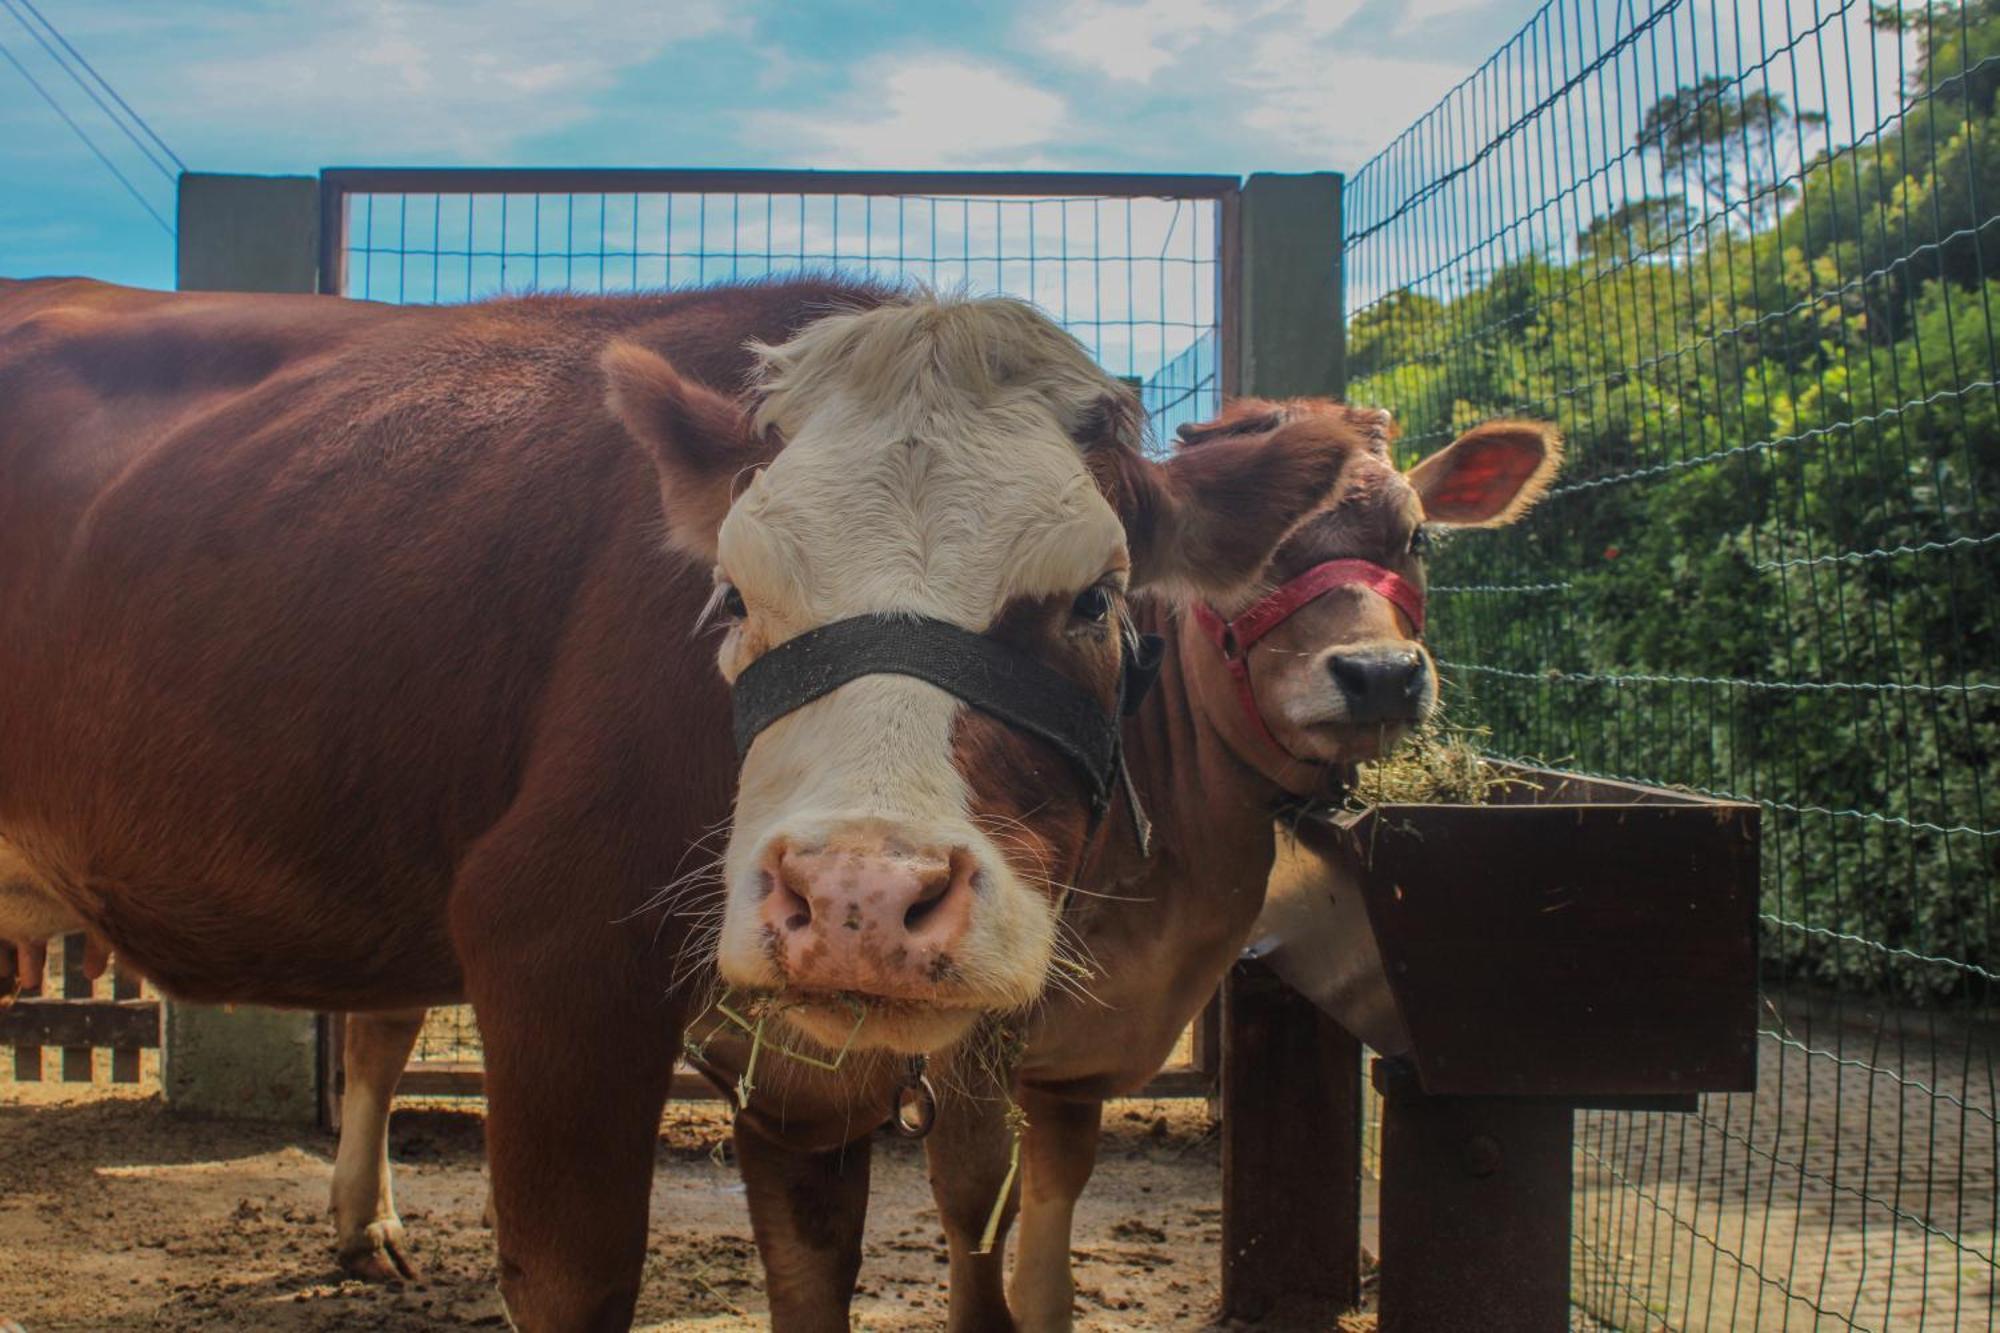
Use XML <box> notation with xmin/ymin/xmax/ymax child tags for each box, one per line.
<box><xmin>603</xmin><ymin>291</ymin><xmax>1359</xmax><ymax>1055</ymax></box>
<box><xmin>710</xmin><ymin>301</ymin><xmax>1131</xmax><ymax>1052</ymax></box>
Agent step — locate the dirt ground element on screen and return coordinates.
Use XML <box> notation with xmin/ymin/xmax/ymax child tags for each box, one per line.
<box><xmin>0</xmin><ymin>1087</ymin><xmax>1264</xmax><ymax>1332</ymax></box>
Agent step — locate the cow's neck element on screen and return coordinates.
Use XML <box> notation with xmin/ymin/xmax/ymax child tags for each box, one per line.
<box><xmin>1016</xmin><ymin>600</ymin><xmax>1342</xmax><ymax>1090</ymax></box>
<box><xmin>1122</xmin><ymin>599</ymin><xmax>1346</xmax><ymax>836</ymax></box>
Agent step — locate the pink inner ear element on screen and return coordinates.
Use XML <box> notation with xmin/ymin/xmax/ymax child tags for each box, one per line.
<box><xmin>1428</xmin><ymin>439</ymin><xmax>1544</xmax><ymax>516</ymax></box>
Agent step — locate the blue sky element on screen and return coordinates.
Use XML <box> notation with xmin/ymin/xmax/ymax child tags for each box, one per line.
<box><xmin>0</xmin><ymin>0</ymin><xmax>1555</xmax><ymax>289</ymax></box>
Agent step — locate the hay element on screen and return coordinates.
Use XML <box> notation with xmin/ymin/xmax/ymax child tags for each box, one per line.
<box><xmin>1347</xmin><ymin>715</ymin><xmax>1528</xmax><ymax>808</ymax></box>
<box><xmin>682</xmin><ymin>989</ymin><xmax>870</xmax><ymax>1111</ymax></box>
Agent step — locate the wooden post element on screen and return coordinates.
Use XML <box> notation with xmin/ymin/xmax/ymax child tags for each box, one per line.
<box><xmin>1216</xmin><ymin>170</ymin><xmax>1360</xmax><ymax>1324</ymax></box>
<box><xmin>1235</xmin><ymin>172</ymin><xmax>1345</xmax><ymax>404</ymax></box>
<box><xmin>1221</xmin><ymin>958</ymin><xmax>1362</xmax><ymax>1322</ymax></box>
<box><xmin>161</xmin><ymin>173</ymin><xmax>325</xmax><ymax>1124</ymax></box>
<box><xmin>1374</xmin><ymin>1059</ymin><xmax>1574</xmax><ymax>1333</ymax></box>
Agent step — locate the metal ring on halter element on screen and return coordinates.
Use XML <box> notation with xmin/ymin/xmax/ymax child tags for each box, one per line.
<box><xmin>891</xmin><ymin>1058</ymin><xmax>938</xmax><ymax>1139</ymax></box>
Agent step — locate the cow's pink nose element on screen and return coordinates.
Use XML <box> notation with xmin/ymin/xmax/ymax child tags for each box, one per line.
<box><xmin>758</xmin><ymin>839</ymin><xmax>979</xmax><ymax>998</ymax></box>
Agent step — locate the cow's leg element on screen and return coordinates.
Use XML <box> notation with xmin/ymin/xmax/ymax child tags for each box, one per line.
<box><xmin>472</xmin><ymin>977</ymin><xmax>677</xmax><ymax>1332</ymax></box>
<box><xmin>734</xmin><ymin>1115</ymin><xmax>872</xmax><ymax>1333</ymax></box>
<box><xmin>330</xmin><ymin>1007</ymin><xmax>427</xmax><ymax>1281</ymax></box>
<box><xmin>925</xmin><ymin>1086</ymin><xmax>1022</xmax><ymax>1333</ymax></box>
<box><xmin>1006</xmin><ymin>1092</ymin><xmax>1103</xmax><ymax>1333</ymax></box>
<box><xmin>453</xmin><ymin>826</ymin><xmax>683</xmax><ymax>1333</ymax></box>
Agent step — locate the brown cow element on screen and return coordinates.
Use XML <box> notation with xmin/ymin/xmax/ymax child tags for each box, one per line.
<box><xmin>0</xmin><ymin>276</ymin><xmax>1347</xmax><ymax>1330</ymax></box>
<box><xmin>666</xmin><ymin>398</ymin><xmax>1560</xmax><ymax>1331</ymax></box>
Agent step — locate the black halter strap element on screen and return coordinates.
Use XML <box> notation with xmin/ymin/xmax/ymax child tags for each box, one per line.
<box><xmin>731</xmin><ymin>613</ymin><xmax>1163</xmax><ymax>841</ymax></box>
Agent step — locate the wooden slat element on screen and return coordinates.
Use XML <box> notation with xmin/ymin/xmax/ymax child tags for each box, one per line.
<box><xmin>1189</xmin><ymin>991</ymin><xmax>1222</xmax><ymax>1079</ymax></box>
<box><xmin>111</xmin><ymin>963</ymin><xmax>143</xmax><ymax>1083</ymax></box>
<box><xmin>11</xmin><ymin>970</ymin><xmax>41</xmax><ymax>1081</ymax></box>
<box><xmin>319</xmin><ymin>1013</ymin><xmax>346</xmax><ymax>1132</ymax></box>
<box><xmin>391</xmin><ymin>1061</ymin><xmax>1216</xmax><ymax>1103</ymax></box>
<box><xmin>0</xmin><ymin>998</ymin><xmax>160</xmax><ymax>1050</ymax></box>
<box><xmin>61</xmin><ymin>934</ymin><xmax>92</xmax><ymax>1082</ymax></box>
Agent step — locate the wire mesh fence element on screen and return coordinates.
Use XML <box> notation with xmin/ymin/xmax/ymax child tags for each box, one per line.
<box><xmin>1345</xmin><ymin>0</ymin><xmax>1998</xmax><ymax>1326</ymax></box>
<box><xmin>323</xmin><ymin>168</ymin><xmax>1233</xmax><ymax>1075</ymax></box>
<box><xmin>328</xmin><ymin>171</ymin><xmax>1227</xmax><ymax>445</ymax></box>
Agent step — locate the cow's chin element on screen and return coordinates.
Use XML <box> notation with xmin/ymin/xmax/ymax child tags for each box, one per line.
<box><xmin>777</xmin><ymin>992</ymin><xmax>986</xmax><ymax>1055</ymax></box>
<box><xmin>1279</xmin><ymin>714</ymin><xmax>1420</xmax><ymax>765</ymax></box>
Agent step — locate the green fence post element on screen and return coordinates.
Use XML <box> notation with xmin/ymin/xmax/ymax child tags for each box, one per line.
<box><xmin>162</xmin><ymin>172</ymin><xmax>324</xmax><ymax>1124</ymax></box>
<box><xmin>1216</xmin><ymin>170</ymin><xmax>1364</xmax><ymax>1326</ymax></box>
<box><xmin>1234</xmin><ymin>171</ymin><xmax>1345</xmax><ymax>399</ymax></box>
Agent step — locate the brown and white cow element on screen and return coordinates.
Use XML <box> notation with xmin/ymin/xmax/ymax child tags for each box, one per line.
<box><xmin>0</xmin><ymin>276</ymin><xmax>1347</xmax><ymax>1329</ymax></box>
<box><xmin>660</xmin><ymin>397</ymin><xmax>1560</xmax><ymax>1331</ymax></box>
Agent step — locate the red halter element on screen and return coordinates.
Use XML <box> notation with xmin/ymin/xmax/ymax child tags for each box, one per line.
<box><xmin>1191</xmin><ymin>559</ymin><xmax>1426</xmax><ymax>756</ymax></box>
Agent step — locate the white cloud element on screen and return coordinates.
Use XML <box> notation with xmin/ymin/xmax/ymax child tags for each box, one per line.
<box><xmin>749</xmin><ymin>56</ymin><xmax>1069</xmax><ymax>169</ymax></box>
<box><xmin>100</xmin><ymin>0</ymin><xmax>739</xmax><ymax>161</ymax></box>
<box><xmin>1039</xmin><ymin>0</ymin><xmax>1246</xmax><ymax>83</ymax></box>
<box><xmin>1293</xmin><ymin>0</ymin><xmax>1372</xmax><ymax>35</ymax></box>
<box><xmin>1233</xmin><ymin>29</ymin><xmax>1464</xmax><ymax>163</ymax></box>
<box><xmin>1029</xmin><ymin>0</ymin><xmax>1449</xmax><ymax>163</ymax></box>
<box><xmin>1392</xmin><ymin>0</ymin><xmax>1491</xmax><ymax>34</ymax></box>
<box><xmin>1036</xmin><ymin>0</ymin><xmax>1369</xmax><ymax>83</ymax></box>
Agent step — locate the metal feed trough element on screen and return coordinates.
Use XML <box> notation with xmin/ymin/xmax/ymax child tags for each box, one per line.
<box><xmin>1221</xmin><ymin>766</ymin><xmax>1760</xmax><ymax>1331</ymax></box>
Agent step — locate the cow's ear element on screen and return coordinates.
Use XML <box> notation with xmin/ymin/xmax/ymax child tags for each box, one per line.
<box><xmin>602</xmin><ymin>340</ymin><xmax>775</xmax><ymax>560</ymax></box>
<box><xmin>1089</xmin><ymin>420</ymin><xmax>1349</xmax><ymax>599</ymax></box>
<box><xmin>1406</xmin><ymin>420</ymin><xmax>1562</xmax><ymax>528</ymax></box>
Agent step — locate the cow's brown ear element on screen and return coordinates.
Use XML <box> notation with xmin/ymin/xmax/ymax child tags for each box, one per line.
<box><xmin>1173</xmin><ymin>396</ymin><xmax>1294</xmax><ymax>447</ymax></box>
<box><xmin>602</xmin><ymin>340</ymin><xmax>776</xmax><ymax>560</ymax></box>
<box><xmin>1406</xmin><ymin>420</ymin><xmax>1563</xmax><ymax>528</ymax></box>
<box><xmin>1091</xmin><ymin>421</ymin><xmax>1349</xmax><ymax>598</ymax></box>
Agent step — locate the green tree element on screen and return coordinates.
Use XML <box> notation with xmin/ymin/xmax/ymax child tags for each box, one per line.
<box><xmin>1638</xmin><ymin>75</ymin><xmax>1828</xmax><ymax>230</ymax></box>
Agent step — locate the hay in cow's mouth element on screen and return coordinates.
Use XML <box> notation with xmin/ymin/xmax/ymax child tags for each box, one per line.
<box><xmin>682</xmin><ymin>988</ymin><xmax>870</xmax><ymax>1110</ymax></box>
<box><xmin>1346</xmin><ymin>714</ymin><xmax>1536</xmax><ymax>807</ymax></box>
<box><xmin>683</xmin><ymin>987</ymin><xmax>990</xmax><ymax>1108</ymax></box>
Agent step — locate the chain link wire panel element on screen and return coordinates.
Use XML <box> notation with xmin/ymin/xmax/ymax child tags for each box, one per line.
<box><xmin>1346</xmin><ymin>0</ymin><xmax>1997</xmax><ymax>1326</ymax></box>
<box><xmin>324</xmin><ymin>171</ymin><xmax>1229</xmax><ymax>1072</ymax></box>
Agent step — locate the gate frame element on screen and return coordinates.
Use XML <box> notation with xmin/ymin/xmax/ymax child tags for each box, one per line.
<box><xmin>303</xmin><ymin>164</ymin><xmax>1283</xmax><ymax>1121</ymax></box>
<box><xmin>316</xmin><ymin>166</ymin><xmax>1244</xmax><ymax>402</ymax></box>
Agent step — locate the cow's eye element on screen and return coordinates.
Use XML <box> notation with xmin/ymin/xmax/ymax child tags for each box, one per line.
<box><xmin>1409</xmin><ymin>527</ymin><xmax>1433</xmax><ymax>556</ymax></box>
<box><xmin>1071</xmin><ymin>585</ymin><xmax>1113</xmax><ymax>624</ymax></box>
<box><xmin>718</xmin><ymin>583</ymin><xmax>748</xmax><ymax>620</ymax></box>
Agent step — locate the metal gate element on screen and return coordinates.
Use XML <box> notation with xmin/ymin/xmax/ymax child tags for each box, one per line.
<box><xmin>316</xmin><ymin>167</ymin><xmax>1243</xmax><ymax>1103</ymax></box>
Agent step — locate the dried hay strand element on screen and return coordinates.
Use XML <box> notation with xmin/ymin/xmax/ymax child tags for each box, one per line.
<box><xmin>1346</xmin><ymin>715</ymin><xmax>1532</xmax><ymax>809</ymax></box>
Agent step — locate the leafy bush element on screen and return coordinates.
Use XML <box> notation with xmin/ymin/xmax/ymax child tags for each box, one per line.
<box><xmin>1349</xmin><ymin>1</ymin><xmax>2000</xmax><ymax>1000</ymax></box>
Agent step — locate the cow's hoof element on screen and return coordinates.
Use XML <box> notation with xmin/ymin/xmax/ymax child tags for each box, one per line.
<box><xmin>337</xmin><ymin>1220</ymin><xmax>418</xmax><ymax>1283</ymax></box>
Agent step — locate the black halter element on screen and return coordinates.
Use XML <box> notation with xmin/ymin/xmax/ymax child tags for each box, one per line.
<box><xmin>730</xmin><ymin>613</ymin><xmax>1163</xmax><ymax>848</ymax></box>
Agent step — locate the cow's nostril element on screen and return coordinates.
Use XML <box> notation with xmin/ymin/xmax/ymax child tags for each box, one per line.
<box><xmin>1402</xmin><ymin>655</ymin><xmax>1430</xmax><ymax>698</ymax></box>
<box><xmin>762</xmin><ymin>862</ymin><xmax>813</xmax><ymax>934</ymax></box>
<box><xmin>902</xmin><ymin>865</ymin><xmax>953</xmax><ymax>932</ymax></box>
<box><xmin>1329</xmin><ymin>654</ymin><xmax>1374</xmax><ymax>698</ymax></box>
<box><xmin>1329</xmin><ymin>648</ymin><xmax>1429</xmax><ymax>721</ymax></box>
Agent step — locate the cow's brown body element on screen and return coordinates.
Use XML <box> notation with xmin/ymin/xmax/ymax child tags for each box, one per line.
<box><xmin>0</xmin><ymin>274</ymin><xmax>888</xmax><ymax>1329</ymax></box>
